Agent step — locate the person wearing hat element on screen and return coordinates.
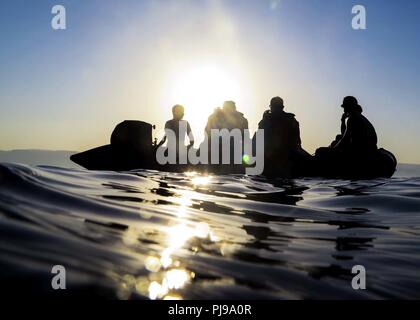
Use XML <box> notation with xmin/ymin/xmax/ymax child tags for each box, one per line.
<box><xmin>256</xmin><ymin>96</ymin><xmax>311</xmax><ymax>176</ymax></box>
<box><xmin>315</xmin><ymin>96</ymin><xmax>378</xmax><ymax>174</ymax></box>
<box><xmin>333</xmin><ymin>96</ymin><xmax>377</xmax><ymax>152</ymax></box>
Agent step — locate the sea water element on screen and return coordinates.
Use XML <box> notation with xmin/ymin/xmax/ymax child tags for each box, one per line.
<box><xmin>0</xmin><ymin>162</ymin><xmax>419</xmax><ymax>299</ymax></box>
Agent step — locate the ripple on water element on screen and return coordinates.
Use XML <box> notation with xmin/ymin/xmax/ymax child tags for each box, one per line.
<box><xmin>0</xmin><ymin>163</ymin><xmax>420</xmax><ymax>299</ymax></box>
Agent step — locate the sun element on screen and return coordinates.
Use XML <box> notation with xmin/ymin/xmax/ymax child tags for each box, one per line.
<box><xmin>170</xmin><ymin>65</ymin><xmax>241</xmax><ymax>109</ymax></box>
<box><xmin>163</xmin><ymin>64</ymin><xmax>241</xmax><ymax>137</ymax></box>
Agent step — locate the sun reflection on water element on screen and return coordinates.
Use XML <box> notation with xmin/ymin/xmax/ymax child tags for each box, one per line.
<box><xmin>149</xmin><ymin>179</ymin><xmax>217</xmax><ymax>299</ymax></box>
<box><xmin>191</xmin><ymin>175</ymin><xmax>212</xmax><ymax>186</ymax></box>
<box><xmin>116</xmin><ymin>173</ymin><xmax>222</xmax><ymax>300</ymax></box>
<box><xmin>145</xmin><ymin>221</ymin><xmax>198</xmax><ymax>299</ymax></box>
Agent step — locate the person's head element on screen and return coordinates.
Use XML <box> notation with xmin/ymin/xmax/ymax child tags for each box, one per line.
<box><xmin>223</xmin><ymin>101</ymin><xmax>236</xmax><ymax>113</ymax></box>
<box><xmin>270</xmin><ymin>96</ymin><xmax>284</xmax><ymax>112</ymax></box>
<box><xmin>172</xmin><ymin>104</ymin><xmax>184</xmax><ymax>120</ymax></box>
<box><xmin>341</xmin><ymin>96</ymin><xmax>363</xmax><ymax>115</ymax></box>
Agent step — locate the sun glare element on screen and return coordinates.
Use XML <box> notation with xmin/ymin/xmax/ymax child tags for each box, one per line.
<box><xmin>171</xmin><ymin>65</ymin><xmax>241</xmax><ymax>111</ymax></box>
<box><xmin>163</xmin><ymin>64</ymin><xmax>241</xmax><ymax>138</ymax></box>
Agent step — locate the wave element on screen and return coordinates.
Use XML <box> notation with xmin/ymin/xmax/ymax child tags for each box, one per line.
<box><xmin>1</xmin><ymin>162</ymin><xmax>420</xmax><ymax>299</ymax></box>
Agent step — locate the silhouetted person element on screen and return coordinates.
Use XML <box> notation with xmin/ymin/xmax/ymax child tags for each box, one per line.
<box><xmin>329</xmin><ymin>113</ymin><xmax>348</xmax><ymax>148</ymax></box>
<box><xmin>334</xmin><ymin>96</ymin><xmax>377</xmax><ymax>152</ymax></box>
<box><xmin>257</xmin><ymin>97</ymin><xmax>311</xmax><ymax>176</ymax></box>
<box><xmin>205</xmin><ymin>107</ymin><xmax>224</xmax><ymax>136</ymax></box>
<box><xmin>205</xmin><ymin>101</ymin><xmax>248</xmax><ymax>136</ymax></box>
<box><xmin>158</xmin><ymin>104</ymin><xmax>194</xmax><ymax>163</ymax></box>
<box><xmin>315</xmin><ymin>96</ymin><xmax>378</xmax><ymax>175</ymax></box>
<box><xmin>204</xmin><ymin>101</ymin><xmax>248</xmax><ymax>171</ymax></box>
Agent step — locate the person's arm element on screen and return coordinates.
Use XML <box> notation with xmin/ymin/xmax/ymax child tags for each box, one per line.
<box><xmin>334</xmin><ymin>117</ymin><xmax>352</xmax><ymax>149</ymax></box>
<box><xmin>157</xmin><ymin>136</ymin><xmax>166</xmax><ymax>147</ymax></box>
<box><xmin>204</xmin><ymin>116</ymin><xmax>212</xmax><ymax>137</ymax></box>
<box><xmin>241</xmin><ymin>118</ymin><xmax>249</xmax><ymax>140</ymax></box>
<box><xmin>341</xmin><ymin>113</ymin><xmax>348</xmax><ymax>135</ymax></box>
<box><xmin>258</xmin><ymin>111</ymin><xmax>269</xmax><ymax>129</ymax></box>
<box><xmin>157</xmin><ymin>122</ymin><xmax>168</xmax><ymax>147</ymax></box>
<box><xmin>294</xmin><ymin>120</ymin><xmax>302</xmax><ymax>146</ymax></box>
<box><xmin>187</xmin><ymin>122</ymin><xmax>194</xmax><ymax>147</ymax></box>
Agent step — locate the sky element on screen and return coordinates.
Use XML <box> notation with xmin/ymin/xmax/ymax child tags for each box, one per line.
<box><xmin>0</xmin><ymin>0</ymin><xmax>419</xmax><ymax>163</ymax></box>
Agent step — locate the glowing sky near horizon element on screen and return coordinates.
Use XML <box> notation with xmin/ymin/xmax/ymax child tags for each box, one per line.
<box><xmin>0</xmin><ymin>0</ymin><xmax>419</xmax><ymax>163</ymax></box>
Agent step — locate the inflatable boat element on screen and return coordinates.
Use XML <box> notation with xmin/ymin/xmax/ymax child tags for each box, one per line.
<box><xmin>70</xmin><ymin>120</ymin><xmax>397</xmax><ymax>178</ymax></box>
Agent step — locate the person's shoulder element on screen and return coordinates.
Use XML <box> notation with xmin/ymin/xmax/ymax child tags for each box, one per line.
<box><xmin>179</xmin><ymin>119</ymin><xmax>191</xmax><ymax>128</ymax></box>
<box><xmin>259</xmin><ymin>110</ymin><xmax>271</xmax><ymax>123</ymax></box>
<box><xmin>236</xmin><ymin>111</ymin><xmax>247</xmax><ymax>119</ymax></box>
<box><xmin>165</xmin><ymin>119</ymin><xmax>178</xmax><ymax>128</ymax></box>
<box><xmin>258</xmin><ymin>110</ymin><xmax>270</xmax><ymax>127</ymax></box>
<box><xmin>348</xmin><ymin>114</ymin><xmax>363</xmax><ymax>123</ymax></box>
<box><xmin>284</xmin><ymin>111</ymin><xmax>296</xmax><ymax>118</ymax></box>
<box><xmin>360</xmin><ymin>114</ymin><xmax>370</xmax><ymax>122</ymax></box>
<box><xmin>209</xmin><ymin>108</ymin><xmax>221</xmax><ymax>118</ymax></box>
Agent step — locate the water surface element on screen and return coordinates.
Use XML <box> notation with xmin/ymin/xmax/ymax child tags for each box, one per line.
<box><xmin>0</xmin><ymin>162</ymin><xmax>419</xmax><ymax>299</ymax></box>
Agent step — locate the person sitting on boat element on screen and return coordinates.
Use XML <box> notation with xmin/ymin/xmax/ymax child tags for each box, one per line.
<box><xmin>256</xmin><ymin>96</ymin><xmax>312</xmax><ymax>176</ymax></box>
<box><xmin>203</xmin><ymin>101</ymin><xmax>248</xmax><ymax>170</ymax></box>
<box><xmin>329</xmin><ymin>112</ymin><xmax>348</xmax><ymax>148</ymax></box>
<box><xmin>205</xmin><ymin>101</ymin><xmax>249</xmax><ymax>137</ymax></box>
<box><xmin>157</xmin><ymin>104</ymin><xmax>194</xmax><ymax>163</ymax></box>
<box><xmin>315</xmin><ymin>96</ymin><xmax>378</xmax><ymax>174</ymax></box>
<box><xmin>334</xmin><ymin>96</ymin><xmax>377</xmax><ymax>153</ymax></box>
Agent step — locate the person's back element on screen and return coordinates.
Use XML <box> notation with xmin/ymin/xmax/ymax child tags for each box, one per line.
<box><xmin>204</xmin><ymin>101</ymin><xmax>249</xmax><ymax>171</ymax></box>
<box><xmin>205</xmin><ymin>108</ymin><xmax>224</xmax><ymax>137</ymax></box>
<box><xmin>222</xmin><ymin>101</ymin><xmax>249</xmax><ymax>132</ymax></box>
<box><xmin>344</xmin><ymin>113</ymin><xmax>377</xmax><ymax>152</ymax></box>
<box><xmin>206</xmin><ymin>101</ymin><xmax>248</xmax><ymax>133</ymax></box>
<box><xmin>158</xmin><ymin>104</ymin><xmax>194</xmax><ymax>163</ymax></box>
<box><xmin>259</xmin><ymin>110</ymin><xmax>300</xmax><ymax>151</ymax></box>
<box><xmin>164</xmin><ymin>119</ymin><xmax>192</xmax><ymax>145</ymax></box>
<box><xmin>257</xmin><ymin>97</ymin><xmax>310</xmax><ymax>176</ymax></box>
<box><xmin>258</xmin><ymin>97</ymin><xmax>301</xmax><ymax>152</ymax></box>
